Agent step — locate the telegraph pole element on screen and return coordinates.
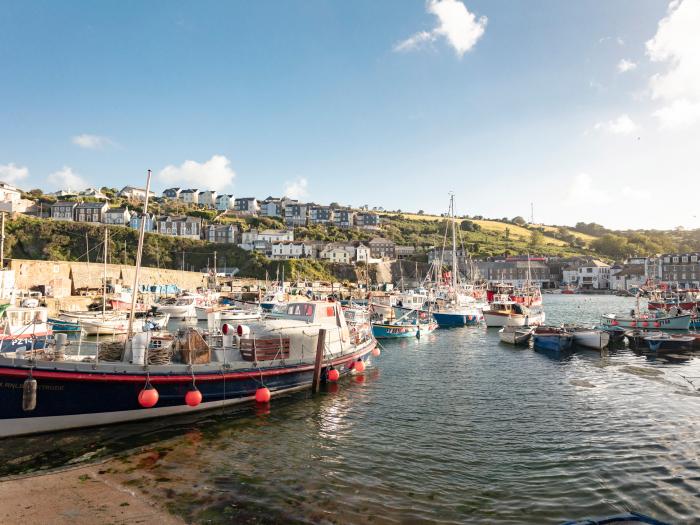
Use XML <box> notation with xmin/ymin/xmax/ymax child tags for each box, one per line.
<box><xmin>0</xmin><ymin>212</ymin><xmax>5</xmax><ymax>268</ymax></box>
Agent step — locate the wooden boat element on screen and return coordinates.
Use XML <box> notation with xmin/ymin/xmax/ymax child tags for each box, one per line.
<box><xmin>623</xmin><ymin>330</ymin><xmax>663</xmax><ymax>349</ymax></box>
<box><xmin>568</xmin><ymin>328</ymin><xmax>610</xmax><ymax>350</ymax></box>
<box><xmin>498</xmin><ymin>326</ymin><xmax>533</xmax><ymax>345</ymax></box>
<box><xmin>80</xmin><ymin>316</ymin><xmax>144</xmax><ymax>335</ymax></box>
<box><xmin>371</xmin><ymin>308</ymin><xmax>437</xmax><ymax>339</ymax></box>
<box><xmin>644</xmin><ymin>333</ymin><xmax>695</xmax><ymax>352</ymax></box>
<box><xmin>155</xmin><ymin>294</ymin><xmax>204</xmax><ymax>318</ymax></box>
<box><xmin>601</xmin><ymin>313</ymin><xmax>691</xmax><ymax>330</ymax></box>
<box><xmin>483</xmin><ymin>296</ymin><xmax>545</xmax><ymax>328</ymax></box>
<box><xmin>0</xmin><ymin>305</ymin><xmax>52</xmax><ymax>353</ymax></box>
<box><xmin>533</xmin><ymin>326</ymin><xmax>573</xmax><ymax>352</ymax></box>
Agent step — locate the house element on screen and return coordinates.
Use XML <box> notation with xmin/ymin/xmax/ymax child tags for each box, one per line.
<box><xmin>50</xmin><ymin>201</ymin><xmax>77</xmax><ymax>221</ymax></box>
<box><xmin>368</xmin><ymin>237</ymin><xmax>396</xmax><ymax>259</ymax></box>
<box><xmin>199</xmin><ymin>190</ymin><xmax>218</xmax><ymax>208</ymax></box>
<box><xmin>0</xmin><ymin>182</ymin><xmax>22</xmax><ymax>204</ymax></box>
<box><xmin>284</xmin><ymin>203</ymin><xmax>308</xmax><ymax>227</ymax></box>
<box><xmin>320</xmin><ymin>243</ymin><xmax>356</xmax><ymax>264</ymax></box>
<box><xmin>476</xmin><ymin>257</ymin><xmax>551</xmax><ymax>287</ymax></box>
<box><xmin>79</xmin><ymin>187</ymin><xmax>109</xmax><ymax>200</ymax></box>
<box><xmin>355</xmin><ymin>212</ymin><xmax>380</xmax><ymax>229</ymax></box>
<box><xmin>50</xmin><ymin>189</ymin><xmax>79</xmax><ymax>198</ymax></box>
<box><xmin>234</xmin><ymin>197</ymin><xmax>259</xmax><ymax>214</ymax></box>
<box><xmin>258</xmin><ymin>229</ymin><xmax>294</xmax><ymax>243</ymax></box>
<box><xmin>577</xmin><ymin>260</ymin><xmax>611</xmax><ymax>290</ymax></box>
<box><xmin>660</xmin><ymin>252</ymin><xmax>700</xmax><ymax>288</ymax></box>
<box><xmin>180</xmin><ymin>189</ymin><xmax>200</xmax><ymax>205</ymax></box>
<box><xmin>609</xmin><ymin>264</ymin><xmax>646</xmax><ymax>291</ymax></box>
<box><xmin>162</xmin><ymin>188</ymin><xmax>181</xmax><ymax>199</ymax></box>
<box><xmin>562</xmin><ymin>263</ymin><xmax>580</xmax><ymax>286</ymax></box>
<box><xmin>308</xmin><ymin>205</ymin><xmax>334</xmax><ymax>225</ymax></box>
<box><xmin>356</xmin><ymin>243</ymin><xmax>372</xmax><ymax>263</ymax></box>
<box><xmin>204</xmin><ymin>224</ymin><xmax>238</xmax><ymax>244</ymax></box>
<box><xmin>129</xmin><ymin>213</ymin><xmax>156</xmax><ymax>233</ymax></box>
<box><xmin>75</xmin><ymin>202</ymin><xmax>109</xmax><ymax>223</ymax></box>
<box><xmin>215</xmin><ymin>194</ymin><xmax>234</xmax><ymax>211</ymax></box>
<box><xmin>332</xmin><ymin>208</ymin><xmax>355</xmax><ymax>229</ymax></box>
<box><xmin>156</xmin><ymin>216</ymin><xmax>203</xmax><ymax>240</ymax></box>
<box><xmin>270</xmin><ymin>242</ymin><xmax>316</xmax><ymax>259</ymax></box>
<box><xmin>103</xmin><ymin>207</ymin><xmax>132</xmax><ymax>225</ymax></box>
<box><xmin>118</xmin><ymin>186</ymin><xmax>155</xmax><ymax>201</ymax></box>
<box><xmin>395</xmin><ymin>245</ymin><xmax>416</xmax><ymax>259</ymax></box>
<box><xmin>260</xmin><ymin>197</ymin><xmax>286</xmax><ymax>218</ymax></box>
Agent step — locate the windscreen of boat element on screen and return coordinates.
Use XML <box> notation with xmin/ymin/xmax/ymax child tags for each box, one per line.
<box><xmin>284</xmin><ymin>303</ymin><xmax>315</xmax><ymax>320</ymax></box>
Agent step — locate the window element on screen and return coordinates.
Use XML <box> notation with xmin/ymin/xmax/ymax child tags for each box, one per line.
<box><xmin>692</xmin><ymin>256</ymin><xmax>698</xmax><ymax>262</ymax></box>
<box><xmin>673</xmin><ymin>256</ymin><xmax>679</xmax><ymax>263</ymax></box>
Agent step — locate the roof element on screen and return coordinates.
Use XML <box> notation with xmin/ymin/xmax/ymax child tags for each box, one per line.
<box><xmin>75</xmin><ymin>202</ymin><xmax>108</xmax><ymax>209</ymax></box>
<box><xmin>235</xmin><ymin>197</ymin><xmax>257</xmax><ymax>201</ymax></box>
<box><xmin>615</xmin><ymin>264</ymin><xmax>645</xmax><ymax>277</ymax></box>
<box><xmin>106</xmin><ymin>208</ymin><xmax>129</xmax><ymax>214</ymax></box>
<box><xmin>180</xmin><ymin>188</ymin><xmax>199</xmax><ymax>194</ymax></box>
<box><xmin>52</xmin><ymin>201</ymin><xmax>77</xmax><ymax>207</ymax></box>
<box><xmin>369</xmin><ymin>237</ymin><xmax>394</xmax><ymax>244</ymax></box>
<box><xmin>584</xmin><ymin>259</ymin><xmax>610</xmax><ymax>268</ymax></box>
<box><xmin>164</xmin><ymin>187</ymin><xmax>181</xmax><ymax>192</ymax></box>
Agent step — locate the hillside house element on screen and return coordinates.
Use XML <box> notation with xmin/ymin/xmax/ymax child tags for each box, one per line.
<box><xmin>309</xmin><ymin>205</ymin><xmax>333</xmax><ymax>225</ymax></box>
<box><xmin>284</xmin><ymin>203</ymin><xmax>308</xmax><ymax>227</ymax></box>
<box><xmin>75</xmin><ymin>202</ymin><xmax>109</xmax><ymax>223</ymax></box>
<box><xmin>162</xmin><ymin>188</ymin><xmax>181</xmax><ymax>199</ymax></box>
<box><xmin>204</xmin><ymin>224</ymin><xmax>238</xmax><ymax>244</ymax></box>
<box><xmin>234</xmin><ymin>197</ymin><xmax>259</xmax><ymax>214</ymax></box>
<box><xmin>180</xmin><ymin>189</ymin><xmax>200</xmax><ymax>205</ymax></box>
<box><xmin>157</xmin><ymin>216</ymin><xmax>203</xmax><ymax>240</ymax></box>
<box><xmin>129</xmin><ymin>213</ymin><xmax>156</xmax><ymax>233</ymax></box>
<box><xmin>661</xmin><ymin>252</ymin><xmax>700</xmax><ymax>288</ymax></box>
<box><xmin>215</xmin><ymin>194</ymin><xmax>234</xmax><ymax>211</ymax></box>
<box><xmin>199</xmin><ymin>190</ymin><xmax>218</xmax><ymax>208</ymax></box>
<box><xmin>332</xmin><ymin>209</ymin><xmax>355</xmax><ymax>229</ymax></box>
<box><xmin>118</xmin><ymin>186</ymin><xmax>155</xmax><ymax>201</ymax></box>
<box><xmin>355</xmin><ymin>212</ymin><xmax>380</xmax><ymax>229</ymax></box>
<box><xmin>50</xmin><ymin>201</ymin><xmax>77</xmax><ymax>221</ymax></box>
<box><xmin>103</xmin><ymin>207</ymin><xmax>132</xmax><ymax>225</ymax></box>
<box><xmin>368</xmin><ymin>237</ymin><xmax>396</xmax><ymax>259</ymax></box>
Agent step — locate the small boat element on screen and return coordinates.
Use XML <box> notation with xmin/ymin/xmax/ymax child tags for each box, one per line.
<box><xmin>0</xmin><ymin>305</ymin><xmax>53</xmax><ymax>353</ymax></box>
<box><xmin>48</xmin><ymin>317</ymin><xmax>82</xmax><ymax>333</ymax></box>
<box><xmin>80</xmin><ymin>316</ymin><xmax>144</xmax><ymax>335</ymax></box>
<box><xmin>560</xmin><ymin>511</ymin><xmax>671</xmax><ymax>525</ymax></box>
<box><xmin>155</xmin><ymin>294</ymin><xmax>203</xmax><ymax>318</ymax></box>
<box><xmin>624</xmin><ymin>329</ymin><xmax>663</xmax><ymax>349</ymax></box>
<box><xmin>143</xmin><ymin>313</ymin><xmax>170</xmax><ymax>331</ymax></box>
<box><xmin>533</xmin><ymin>326</ymin><xmax>573</xmax><ymax>352</ymax></box>
<box><xmin>644</xmin><ymin>333</ymin><xmax>695</xmax><ymax>352</ymax></box>
<box><xmin>498</xmin><ymin>325</ymin><xmax>533</xmax><ymax>345</ymax></box>
<box><xmin>196</xmin><ymin>305</ymin><xmax>262</xmax><ymax>322</ymax></box>
<box><xmin>596</xmin><ymin>324</ymin><xmax>627</xmax><ymax>343</ymax></box>
<box><xmin>484</xmin><ymin>295</ymin><xmax>545</xmax><ymax>328</ymax></box>
<box><xmin>372</xmin><ymin>309</ymin><xmax>437</xmax><ymax>339</ymax></box>
<box><xmin>568</xmin><ymin>328</ymin><xmax>610</xmax><ymax>350</ymax></box>
<box><xmin>431</xmin><ymin>307</ymin><xmax>482</xmax><ymax>327</ymax></box>
<box><xmin>601</xmin><ymin>313</ymin><xmax>691</xmax><ymax>331</ymax></box>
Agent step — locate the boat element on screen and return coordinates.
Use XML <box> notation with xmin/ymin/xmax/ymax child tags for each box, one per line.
<box><xmin>601</xmin><ymin>313</ymin><xmax>691</xmax><ymax>331</ymax></box>
<box><xmin>48</xmin><ymin>317</ymin><xmax>82</xmax><ymax>333</ymax></box>
<box><xmin>560</xmin><ymin>511</ymin><xmax>671</xmax><ymax>525</ymax></box>
<box><xmin>195</xmin><ymin>304</ymin><xmax>263</xmax><ymax>322</ymax></box>
<box><xmin>79</xmin><ymin>316</ymin><xmax>144</xmax><ymax>335</ymax></box>
<box><xmin>0</xmin><ymin>305</ymin><xmax>53</xmax><ymax>353</ymax></box>
<box><xmin>498</xmin><ymin>325</ymin><xmax>533</xmax><ymax>345</ymax></box>
<box><xmin>595</xmin><ymin>324</ymin><xmax>627</xmax><ymax>343</ymax></box>
<box><xmin>568</xmin><ymin>328</ymin><xmax>610</xmax><ymax>350</ymax></box>
<box><xmin>109</xmin><ymin>291</ymin><xmax>150</xmax><ymax>312</ymax></box>
<box><xmin>644</xmin><ymin>333</ymin><xmax>695</xmax><ymax>352</ymax></box>
<box><xmin>155</xmin><ymin>294</ymin><xmax>204</xmax><ymax>318</ymax></box>
<box><xmin>371</xmin><ymin>308</ymin><xmax>437</xmax><ymax>339</ymax></box>
<box><xmin>0</xmin><ymin>300</ymin><xmax>376</xmax><ymax>437</ymax></box>
<box><xmin>483</xmin><ymin>295</ymin><xmax>545</xmax><ymax>328</ymax></box>
<box><xmin>533</xmin><ymin>326</ymin><xmax>573</xmax><ymax>352</ymax></box>
<box><xmin>623</xmin><ymin>329</ymin><xmax>663</xmax><ymax>349</ymax></box>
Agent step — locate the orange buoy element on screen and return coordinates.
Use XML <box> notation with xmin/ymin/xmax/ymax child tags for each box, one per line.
<box><xmin>138</xmin><ymin>384</ymin><xmax>159</xmax><ymax>408</ymax></box>
<box><xmin>327</xmin><ymin>368</ymin><xmax>340</xmax><ymax>382</ymax></box>
<box><xmin>255</xmin><ymin>387</ymin><xmax>271</xmax><ymax>403</ymax></box>
<box><xmin>185</xmin><ymin>387</ymin><xmax>202</xmax><ymax>407</ymax></box>
<box><xmin>371</xmin><ymin>347</ymin><xmax>381</xmax><ymax>357</ymax></box>
<box><xmin>354</xmin><ymin>359</ymin><xmax>366</xmax><ymax>373</ymax></box>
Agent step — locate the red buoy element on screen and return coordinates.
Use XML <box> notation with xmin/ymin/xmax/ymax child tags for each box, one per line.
<box><xmin>255</xmin><ymin>387</ymin><xmax>271</xmax><ymax>403</ymax></box>
<box><xmin>138</xmin><ymin>384</ymin><xmax>159</xmax><ymax>408</ymax></box>
<box><xmin>611</xmin><ymin>320</ymin><xmax>619</xmax><ymax>326</ymax></box>
<box><xmin>185</xmin><ymin>387</ymin><xmax>202</xmax><ymax>407</ymax></box>
<box><xmin>327</xmin><ymin>368</ymin><xmax>340</xmax><ymax>382</ymax></box>
<box><xmin>642</xmin><ymin>321</ymin><xmax>649</xmax><ymax>328</ymax></box>
<box><xmin>354</xmin><ymin>360</ymin><xmax>366</xmax><ymax>373</ymax></box>
<box><xmin>372</xmin><ymin>347</ymin><xmax>381</xmax><ymax>357</ymax></box>
<box><xmin>630</xmin><ymin>321</ymin><xmax>637</xmax><ymax>327</ymax></box>
<box><xmin>653</xmin><ymin>321</ymin><xmax>661</xmax><ymax>328</ymax></box>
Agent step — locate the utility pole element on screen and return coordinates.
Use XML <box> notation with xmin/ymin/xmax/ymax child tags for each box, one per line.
<box><xmin>530</xmin><ymin>202</ymin><xmax>534</xmax><ymax>224</ymax></box>
<box><xmin>182</xmin><ymin>250</ymin><xmax>185</xmax><ymax>272</ymax></box>
<box><xmin>0</xmin><ymin>212</ymin><xmax>5</xmax><ymax>269</ymax></box>
<box><xmin>214</xmin><ymin>250</ymin><xmax>217</xmax><ymax>276</ymax></box>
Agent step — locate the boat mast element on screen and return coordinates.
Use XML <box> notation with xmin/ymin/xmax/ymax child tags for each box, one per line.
<box><xmin>450</xmin><ymin>193</ymin><xmax>458</xmax><ymax>291</ymax></box>
<box><xmin>127</xmin><ymin>170</ymin><xmax>152</xmax><ymax>337</ymax></box>
<box><xmin>102</xmin><ymin>228</ymin><xmax>108</xmax><ymax>319</ymax></box>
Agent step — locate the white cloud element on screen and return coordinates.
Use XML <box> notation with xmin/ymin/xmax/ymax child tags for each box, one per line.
<box><xmin>72</xmin><ymin>134</ymin><xmax>113</xmax><ymax>150</ymax></box>
<box><xmin>617</xmin><ymin>59</ymin><xmax>637</xmax><ymax>73</ymax></box>
<box><xmin>0</xmin><ymin>163</ymin><xmax>29</xmax><ymax>185</ymax></box>
<box><xmin>283</xmin><ymin>177</ymin><xmax>309</xmax><ymax>200</ymax></box>
<box><xmin>158</xmin><ymin>155</ymin><xmax>236</xmax><ymax>191</ymax></box>
<box><xmin>621</xmin><ymin>186</ymin><xmax>652</xmax><ymax>201</ymax></box>
<box><xmin>394</xmin><ymin>0</ymin><xmax>487</xmax><ymax>57</ymax></box>
<box><xmin>646</xmin><ymin>0</ymin><xmax>700</xmax><ymax>128</ymax></box>
<box><xmin>47</xmin><ymin>166</ymin><xmax>87</xmax><ymax>191</ymax></box>
<box><xmin>565</xmin><ymin>173</ymin><xmax>612</xmax><ymax>206</ymax></box>
<box><xmin>593</xmin><ymin>114</ymin><xmax>639</xmax><ymax>135</ymax></box>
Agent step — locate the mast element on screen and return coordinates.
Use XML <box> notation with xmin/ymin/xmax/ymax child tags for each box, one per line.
<box><xmin>450</xmin><ymin>193</ymin><xmax>458</xmax><ymax>290</ymax></box>
<box><xmin>102</xmin><ymin>228</ymin><xmax>108</xmax><ymax>319</ymax></box>
<box><xmin>127</xmin><ymin>170</ymin><xmax>152</xmax><ymax>337</ymax></box>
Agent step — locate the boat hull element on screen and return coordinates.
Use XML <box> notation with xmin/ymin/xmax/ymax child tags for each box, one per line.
<box><xmin>572</xmin><ymin>331</ymin><xmax>610</xmax><ymax>350</ymax></box>
<box><xmin>371</xmin><ymin>322</ymin><xmax>437</xmax><ymax>339</ymax></box>
<box><xmin>432</xmin><ymin>311</ymin><xmax>480</xmax><ymax>327</ymax></box>
<box><xmin>0</xmin><ymin>340</ymin><xmax>376</xmax><ymax>438</ymax></box>
<box><xmin>601</xmin><ymin>314</ymin><xmax>691</xmax><ymax>330</ymax></box>
<box><xmin>0</xmin><ymin>334</ymin><xmax>51</xmax><ymax>353</ymax></box>
<box><xmin>533</xmin><ymin>334</ymin><xmax>573</xmax><ymax>352</ymax></box>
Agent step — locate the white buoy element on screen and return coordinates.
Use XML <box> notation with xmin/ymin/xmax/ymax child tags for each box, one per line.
<box><xmin>131</xmin><ymin>332</ymin><xmax>149</xmax><ymax>365</ymax></box>
<box><xmin>22</xmin><ymin>376</ymin><xmax>37</xmax><ymax>412</ymax></box>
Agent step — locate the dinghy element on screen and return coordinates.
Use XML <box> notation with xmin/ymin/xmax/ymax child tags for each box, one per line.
<box><xmin>498</xmin><ymin>326</ymin><xmax>533</xmax><ymax>345</ymax></box>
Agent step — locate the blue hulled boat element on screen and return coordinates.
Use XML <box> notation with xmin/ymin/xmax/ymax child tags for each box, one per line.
<box><xmin>533</xmin><ymin>326</ymin><xmax>573</xmax><ymax>352</ymax></box>
<box><xmin>560</xmin><ymin>512</ymin><xmax>670</xmax><ymax>525</ymax></box>
<box><xmin>432</xmin><ymin>310</ymin><xmax>481</xmax><ymax>327</ymax></box>
<box><xmin>372</xmin><ymin>319</ymin><xmax>437</xmax><ymax>339</ymax></box>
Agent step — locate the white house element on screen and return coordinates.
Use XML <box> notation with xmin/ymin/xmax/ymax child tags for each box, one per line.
<box><xmin>199</xmin><ymin>190</ymin><xmax>218</xmax><ymax>208</ymax></box>
<box><xmin>103</xmin><ymin>207</ymin><xmax>132</xmax><ymax>225</ymax></box>
<box><xmin>610</xmin><ymin>264</ymin><xmax>646</xmax><ymax>291</ymax></box>
<box><xmin>562</xmin><ymin>263</ymin><xmax>580</xmax><ymax>286</ymax></box>
<box><xmin>258</xmin><ymin>229</ymin><xmax>293</xmax><ymax>243</ymax></box>
<box><xmin>578</xmin><ymin>260</ymin><xmax>611</xmax><ymax>290</ymax></box>
<box><xmin>320</xmin><ymin>244</ymin><xmax>355</xmax><ymax>264</ymax></box>
<box><xmin>180</xmin><ymin>189</ymin><xmax>200</xmax><ymax>205</ymax></box>
<box><xmin>118</xmin><ymin>186</ymin><xmax>155</xmax><ymax>201</ymax></box>
<box><xmin>215</xmin><ymin>194</ymin><xmax>234</xmax><ymax>211</ymax></box>
<box><xmin>0</xmin><ymin>182</ymin><xmax>22</xmax><ymax>204</ymax></box>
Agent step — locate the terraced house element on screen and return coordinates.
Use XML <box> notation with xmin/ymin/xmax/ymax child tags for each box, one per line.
<box><xmin>75</xmin><ymin>202</ymin><xmax>109</xmax><ymax>223</ymax></box>
<box><xmin>661</xmin><ymin>253</ymin><xmax>700</xmax><ymax>288</ymax></box>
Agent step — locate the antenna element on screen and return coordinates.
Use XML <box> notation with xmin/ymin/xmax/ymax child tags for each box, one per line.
<box><xmin>530</xmin><ymin>202</ymin><xmax>534</xmax><ymax>224</ymax></box>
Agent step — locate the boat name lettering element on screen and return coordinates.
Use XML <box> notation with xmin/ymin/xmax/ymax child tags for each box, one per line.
<box><xmin>2</xmin><ymin>382</ymin><xmax>64</xmax><ymax>391</ymax></box>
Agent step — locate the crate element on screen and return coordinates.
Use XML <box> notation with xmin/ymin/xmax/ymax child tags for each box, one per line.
<box><xmin>239</xmin><ymin>338</ymin><xmax>291</xmax><ymax>362</ymax></box>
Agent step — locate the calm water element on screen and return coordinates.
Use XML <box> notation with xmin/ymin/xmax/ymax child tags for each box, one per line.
<box><xmin>2</xmin><ymin>295</ymin><xmax>700</xmax><ymax>524</ymax></box>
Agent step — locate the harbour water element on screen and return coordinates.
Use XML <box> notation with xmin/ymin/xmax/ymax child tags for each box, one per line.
<box><xmin>1</xmin><ymin>295</ymin><xmax>699</xmax><ymax>524</ymax></box>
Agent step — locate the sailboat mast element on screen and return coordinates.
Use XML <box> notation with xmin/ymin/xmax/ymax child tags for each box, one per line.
<box><xmin>127</xmin><ymin>170</ymin><xmax>152</xmax><ymax>337</ymax></box>
<box><xmin>102</xmin><ymin>228</ymin><xmax>108</xmax><ymax>318</ymax></box>
<box><xmin>450</xmin><ymin>194</ymin><xmax>458</xmax><ymax>290</ymax></box>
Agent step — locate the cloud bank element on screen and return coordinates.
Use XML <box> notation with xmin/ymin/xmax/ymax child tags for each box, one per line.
<box><xmin>158</xmin><ymin>155</ymin><xmax>236</xmax><ymax>191</ymax></box>
<box><xmin>47</xmin><ymin>166</ymin><xmax>87</xmax><ymax>190</ymax></box>
<box><xmin>283</xmin><ymin>177</ymin><xmax>309</xmax><ymax>200</ymax></box>
<box><xmin>72</xmin><ymin>134</ymin><xmax>113</xmax><ymax>150</ymax></box>
<box><xmin>0</xmin><ymin>163</ymin><xmax>29</xmax><ymax>185</ymax></box>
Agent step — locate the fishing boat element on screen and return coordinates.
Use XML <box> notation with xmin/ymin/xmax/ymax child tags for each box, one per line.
<box><xmin>601</xmin><ymin>313</ymin><xmax>691</xmax><ymax>331</ymax></box>
<box><xmin>596</xmin><ymin>324</ymin><xmax>627</xmax><ymax>343</ymax></box>
<box><xmin>0</xmin><ymin>300</ymin><xmax>376</xmax><ymax>437</ymax></box>
<box><xmin>196</xmin><ymin>304</ymin><xmax>263</xmax><ymax>322</ymax></box>
<box><xmin>498</xmin><ymin>325</ymin><xmax>533</xmax><ymax>345</ymax></box>
<box><xmin>533</xmin><ymin>326</ymin><xmax>573</xmax><ymax>352</ymax></box>
<box><xmin>644</xmin><ymin>333</ymin><xmax>695</xmax><ymax>352</ymax></box>
<box><xmin>155</xmin><ymin>293</ymin><xmax>203</xmax><ymax>318</ymax></box>
<box><xmin>483</xmin><ymin>295</ymin><xmax>545</xmax><ymax>328</ymax></box>
<box><xmin>109</xmin><ymin>291</ymin><xmax>149</xmax><ymax>312</ymax></box>
<box><xmin>568</xmin><ymin>328</ymin><xmax>610</xmax><ymax>350</ymax></box>
<box><xmin>371</xmin><ymin>308</ymin><xmax>437</xmax><ymax>339</ymax></box>
<box><xmin>0</xmin><ymin>305</ymin><xmax>53</xmax><ymax>353</ymax></box>
<box><xmin>623</xmin><ymin>329</ymin><xmax>663</xmax><ymax>349</ymax></box>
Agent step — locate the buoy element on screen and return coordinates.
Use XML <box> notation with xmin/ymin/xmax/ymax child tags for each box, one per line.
<box><xmin>185</xmin><ymin>386</ymin><xmax>202</xmax><ymax>407</ymax></box>
<box><xmin>653</xmin><ymin>321</ymin><xmax>661</xmax><ymax>328</ymax></box>
<box><xmin>354</xmin><ymin>359</ymin><xmax>366</xmax><ymax>373</ymax></box>
<box><xmin>372</xmin><ymin>347</ymin><xmax>381</xmax><ymax>357</ymax></box>
<box><xmin>138</xmin><ymin>384</ymin><xmax>159</xmax><ymax>408</ymax></box>
<box><xmin>630</xmin><ymin>321</ymin><xmax>637</xmax><ymax>327</ymax></box>
<box><xmin>255</xmin><ymin>387</ymin><xmax>271</xmax><ymax>403</ymax></box>
<box><xmin>642</xmin><ymin>321</ymin><xmax>649</xmax><ymax>328</ymax></box>
<box><xmin>22</xmin><ymin>375</ymin><xmax>37</xmax><ymax>412</ymax></box>
<box><xmin>327</xmin><ymin>368</ymin><xmax>340</xmax><ymax>382</ymax></box>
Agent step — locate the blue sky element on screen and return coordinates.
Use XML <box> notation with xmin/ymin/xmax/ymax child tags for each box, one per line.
<box><xmin>1</xmin><ymin>0</ymin><xmax>698</xmax><ymax>230</ymax></box>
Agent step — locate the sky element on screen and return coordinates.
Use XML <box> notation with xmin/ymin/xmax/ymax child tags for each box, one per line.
<box><xmin>1</xmin><ymin>0</ymin><xmax>699</xmax><ymax>230</ymax></box>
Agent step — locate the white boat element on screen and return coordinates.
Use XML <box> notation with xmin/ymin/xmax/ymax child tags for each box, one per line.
<box><xmin>484</xmin><ymin>296</ymin><xmax>545</xmax><ymax>327</ymax></box>
<box><xmin>80</xmin><ymin>316</ymin><xmax>144</xmax><ymax>335</ymax></box>
<box><xmin>0</xmin><ymin>305</ymin><xmax>53</xmax><ymax>353</ymax></box>
<box><xmin>498</xmin><ymin>326</ymin><xmax>533</xmax><ymax>345</ymax></box>
<box><xmin>219</xmin><ymin>307</ymin><xmax>262</xmax><ymax>322</ymax></box>
<box><xmin>601</xmin><ymin>313</ymin><xmax>691</xmax><ymax>331</ymax></box>
<box><xmin>570</xmin><ymin>328</ymin><xmax>610</xmax><ymax>350</ymax></box>
<box><xmin>156</xmin><ymin>294</ymin><xmax>204</xmax><ymax>318</ymax></box>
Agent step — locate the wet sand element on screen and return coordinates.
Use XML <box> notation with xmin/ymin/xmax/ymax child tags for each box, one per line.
<box><xmin>0</xmin><ymin>458</ymin><xmax>185</xmax><ymax>525</ymax></box>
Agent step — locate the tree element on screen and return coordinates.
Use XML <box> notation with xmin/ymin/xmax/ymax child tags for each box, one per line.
<box><xmin>417</xmin><ymin>210</ymin><xmax>425</xmax><ymax>215</ymax></box>
<box><xmin>529</xmin><ymin>229</ymin><xmax>544</xmax><ymax>250</ymax></box>
<box><xmin>591</xmin><ymin>234</ymin><xmax>631</xmax><ymax>259</ymax></box>
<box><xmin>504</xmin><ymin>227</ymin><xmax>510</xmax><ymax>240</ymax></box>
<box><xmin>512</xmin><ymin>216</ymin><xmax>526</xmax><ymax>226</ymax></box>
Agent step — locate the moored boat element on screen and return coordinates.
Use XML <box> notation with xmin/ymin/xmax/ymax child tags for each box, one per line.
<box><xmin>484</xmin><ymin>296</ymin><xmax>545</xmax><ymax>328</ymax></box>
<box><xmin>0</xmin><ymin>305</ymin><xmax>53</xmax><ymax>353</ymax></box>
<box><xmin>533</xmin><ymin>326</ymin><xmax>573</xmax><ymax>352</ymax></box>
<box><xmin>568</xmin><ymin>328</ymin><xmax>610</xmax><ymax>350</ymax></box>
<box><xmin>498</xmin><ymin>325</ymin><xmax>533</xmax><ymax>345</ymax></box>
<box><xmin>644</xmin><ymin>333</ymin><xmax>695</xmax><ymax>352</ymax></box>
<box><xmin>601</xmin><ymin>313</ymin><xmax>691</xmax><ymax>331</ymax></box>
<box><xmin>623</xmin><ymin>329</ymin><xmax>663</xmax><ymax>349</ymax></box>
